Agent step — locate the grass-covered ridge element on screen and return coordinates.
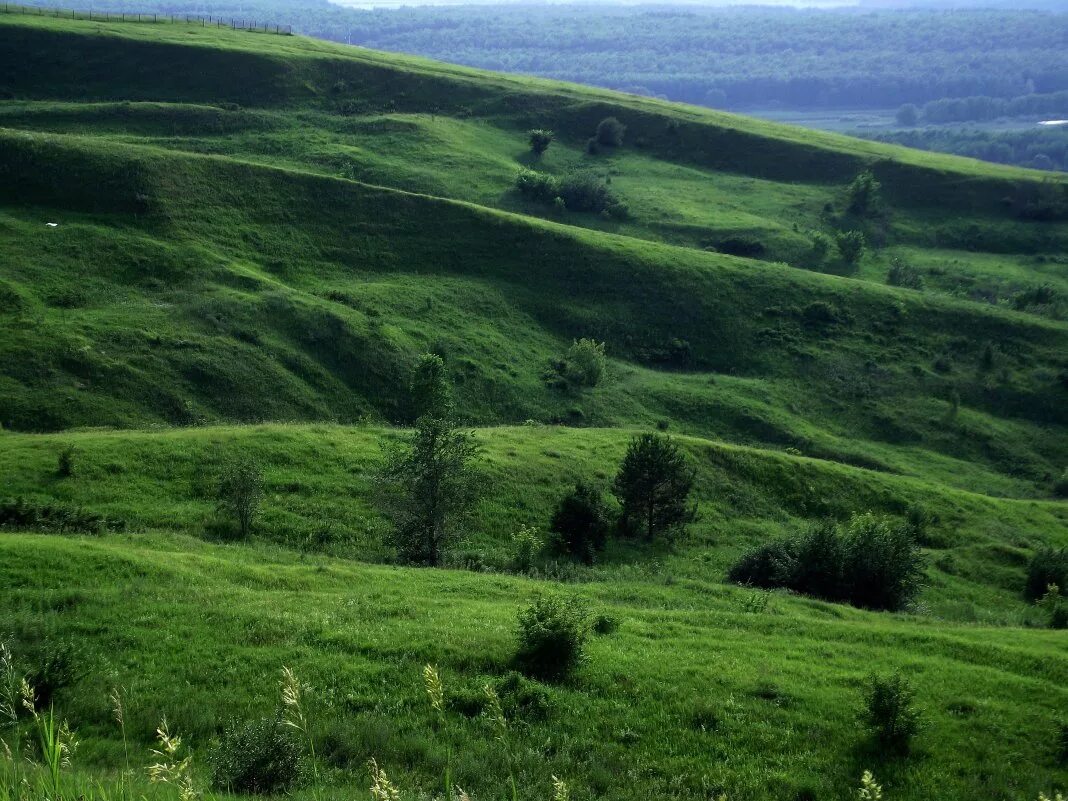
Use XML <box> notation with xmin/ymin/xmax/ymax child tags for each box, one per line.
<box><xmin>0</xmin><ymin>12</ymin><xmax>1066</xmax><ymax>801</ymax></box>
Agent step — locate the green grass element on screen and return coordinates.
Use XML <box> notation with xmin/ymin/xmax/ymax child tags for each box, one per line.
<box><xmin>0</xmin><ymin>12</ymin><xmax>1066</xmax><ymax>801</ymax></box>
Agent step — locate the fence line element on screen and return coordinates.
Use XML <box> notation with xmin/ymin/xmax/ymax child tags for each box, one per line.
<box><xmin>0</xmin><ymin>2</ymin><xmax>292</xmax><ymax>34</ymax></box>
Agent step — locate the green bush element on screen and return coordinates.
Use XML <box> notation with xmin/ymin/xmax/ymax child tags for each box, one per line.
<box><xmin>515</xmin><ymin>595</ymin><xmax>588</xmax><ymax>681</ymax></box>
<box><xmin>846</xmin><ymin>170</ymin><xmax>883</xmax><ymax>217</ymax></box>
<box><xmin>56</xmin><ymin>446</ymin><xmax>77</xmax><ymax>478</ymax></box>
<box><xmin>563</xmin><ymin>338</ymin><xmax>607</xmax><ymax>387</ymax></box>
<box><xmin>613</xmin><ymin>433</ymin><xmax>696</xmax><ymax>541</ymax></box>
<box><xmin>559</xmin><ymin>172</ymin><xmax>612</xmax><ymax>213</ymax></box>
<box><xmin>728</xmin><ymin>514</ymin><xmax>923</xmax><ymax>611</ymax></box>
<box><xmin>528</xmin><ymin>128</ymin><xmax>554</xmax><ymax>156</ymax></box>
<box><xmin>841</xmin><ymin>512</ymin><xmax>925</xmax><ymax>611</ymax></box>
<box><xmin>712</xmin><ymin>236</ymin><xmax>766</xmax><ymax>258</ymax></box>
<box><xmin>210</xmin><ymin>714</ymin><xmax>303</xmax><ymax>794</ymax></box>
<box><xmin>1025</xmin><ymin>547</ymin><xmax>1068</xmax><ymax>601</ymax></box>
<box><xmin>510</xmin><ymin>524</ymin><xmax>543</xmax><ymax>573</ymax></box>
<box><xmin>21</xmin><ymin>638</ymin><xmax>90</xmax><ymax>711</ymax></box>
<box><xmin>549</xmin><ymin>482</ymin><xmax>611</xmax><ymax>564</ymax></box>
<box><xmin>862</xmin><ymin>672</ymin><xmax>921</xmax><ymax>755</ymax></box>
<box><xmin>835</xmin><ymin>230</ymin><xmax>865</xmax><ymax>266</ymax></box>
<box><xmin>515</xmin><ymin>169</ymin><xmax>561</xmax><ymax>203</ymax></box>
<box><xmin>595</xmin><ymin>116</ymin><xmax>626</xmax><ymax>147</ymax></box>
<box><xmin>887</xmin><ymin>257</ymin><xmax>924</xmax><ymax>289</ymax></box>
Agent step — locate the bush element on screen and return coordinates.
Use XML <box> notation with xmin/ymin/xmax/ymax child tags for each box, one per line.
<box><xmin>510</xmin><ymin>524</ymin><xmax>543</xmax><ymax>573</ymax></box>
<box><xmin>562</xmin><ymin>338</ymin><xmax>607</xmax><ymax>387</ymax></box>
<box><xmin>727</xmin><ymin>539</ymin><xmax>796</xmax><ymax>589</ymax></box>
<box><xmin>559</xmin><ymin>171</ymin><xmax>612</xmax><ymax>213</ymax></box>
<box><xmin>515</xmin><ymin>169</ymin><xmax>561</xmax><ymax>203</ymax></box>
<box><xmin>595</xmin><ymin>116</ymin><xmax>625</xmax><ymax>147</ymax></box>
<box><xmin>1025</xmin><ymin>547</ymin><xmax>1068</xmax><ymax>602</ymax></box>
<box><xmin>728</xmin><ymin>514</ymin><xmax>923</xmax><ymax>611</ymax></box>
<box><xmin>1056</xmin><ymin>719</ymin><xmax>1068</xmax><ymax>764</ymax></box>
<box><xmin>22</xmin><ymin>638</ymin><xmax>90</xmax><ymax>711</ymax></box>
<box><xmin>835</xmin><ymin>230</ymin><xmax>865</xmax><ymax>266</ymax></box>
<box><xmin>550</xmin><ymin>482</ymin><xmax>611</xmax><ymax>565</ymax></box>
<box><xmin>712</xmin><ymin>236</ymin><xmax>766</xmax><ymax>258</ymax></box>
<box><xmin>887</xmin><ymin>257</ymin><xmax>924</xmax><ymax>290</ymax></box>
<box><xmin>528</xmin><ymin>128</ymin><xmax>554</xmax><ymax>156</ymax></box>
<box><xmin>210</xmin><ymin>714</ymin><xmax>303</xmax><ymax>794</ymax></box>
<box><xmin>56</xmin><ymin>445</ymin><xmax>76</xmax><ymax>478</ymax></box>
<box><xmin>846</xmin><ymin>170</ymin><xmax>883</xmax><ymax>217</ymax></box>
<box><xmin>515</xmin><ymin>595</ymin><xmax>588</xmax><ymax>681</ymax></box>
<box><xmin>896</xmin><ymin>103</ymin><xmax>919</xmax><ymax>126</ymax></box>
<box><xmin>1054</xmin><ymin>469</ymin><xmax>1068</xmax><ymax>498</ymax></box>
<box><xmin>862</xmin><ymin>673</ymin><xmax>921</xmax><ymax>755</ymax></box>
<box><xmin>840</xmin><ymin>513</ymin><xmax>924</xmax><ymax>611</ymax></box>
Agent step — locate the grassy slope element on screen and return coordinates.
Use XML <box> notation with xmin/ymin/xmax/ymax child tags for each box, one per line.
<box><xmin>0</xmin><ymin>14</ymin><xmax>1066</xmax><ymax>801</ymax></box>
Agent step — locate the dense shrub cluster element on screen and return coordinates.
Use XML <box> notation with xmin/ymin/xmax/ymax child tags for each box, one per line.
<box><xmin>514</xmin><ymin>169</ymin><xmax>627</xmax><ymax>217</ymax></box>
<box><xmin>0</xmin><ymin>497</ymin><xmax>124</xmax><ymax>534</ymax></box>
<box><xmin>728</xmin><ymin>514</ymin><xmax>924</xmax><ymax>611</ymax></box>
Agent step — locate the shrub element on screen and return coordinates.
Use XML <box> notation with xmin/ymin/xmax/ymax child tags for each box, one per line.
<box><xmin>613</xmin><ymin>433</ymin><xmax>696</xmax><ymax>541</ymax></box>
<box><xmin>562</xmin><ymin>338</ymin><xmax>607</xmax><ymax>387</ymax></box>
<box><xmin>595</xmin><ymin>116</ymin><xmax>625</xmax><ymax>147</ymax></box>
<box><xmin>728</xmin><ymin>514</ymin><xmax>922</xmax><ymax>611</ymax></box>
<box><xmin>1054</xmin><ymin>469</ymin><xmax>1068</xmax><ymax>498</ymax></box>
<box><xmin>216</xmin><ymin>455</ymin><xmax>263</xmax><ymax>540</ymax></box>
<box><xmin>862</xmin><ymin>672</ymin><xmax>921</xmax><ymax>755</ymax></box>
<box><xmin>528</xmin><ymin>128</ymin><xmax>554</xmax><ymax>156</ymax></box>
<box><xmin>210</xmin><ymin>714</ymin><xmax>303</xmax><ymax>794</ymax></box>
<box><xmin>515</xmin><ymin>169</ymin><xmax>561</xmax><ymax>203</ymax></box>
<box><xmin>559</xmin><ymin>172</ymin><xmax>612</xmax><ymax>213</ymax></box>
<box><xmin>808</xmin><ymin>231</ymin><xmax>832</xmax><ymax>265</ymax></box>
<box><xmin>727</xmin><ymin>539</ymin><xmax>796</xmax><ymax>589</ymax></box>
<box><xmin>887</xmin><ymin>257</ymin><xmax>924</xmax><ymax>290</ymax></box>
<box><xmin>510</xmin><ymin>524</ymin><xmax>543</xmax><ymax>573</ymax></box>
<box><xmin>712</xmin><ymin>236</ymin><xmax>766</xmax><ymax>258</ymax></box>
<box><xmin>846</xmin><ymin>170</ymin><xmax>883</xmax><ymax>217</ymax></box>
<box><xmin>21</xmin><ymin>638</ymin><xmax>89</xmax><ymax>711</ymax></box>
<box><xmin>801</xmin><ymin>301</ymin><xmax>839</xmax><ymax>327</ymax></box>
<box><xmin>1056</xmin><ymin>719</ymin><xmax>1068</xmax><ymax>764</ymax></box>
<box><xmin>840</xmin><ymin>513</ymin><xmax>924</xmax><ymax>611</ymax></box>
<box><xmin>835</xmin><ymin>230</ymin><xmax>865</xmax><ymax>266</ymax></box>
<box><xmin>790</xmin><ymin>520</ymin><xmax>845</xmax><ymax>601</ymax></box>
<box><xmin>56</xmin><ymin>446</ymin><xmax>76</xmax><ymax>478</ymax></box>
<box><xmin>549</xmin><ymin>482</ymin><xmax>611</xmax><ymax>565</ymax></box>
<box><xmin>1025</xmin><ymin>547</ymin><xmax>1068</xmax><ymax>601</ymax></box>
<box><xmin>515</xmin><ymin>595</ymin><xmax>588</xmax><ymax>681</ymax></box>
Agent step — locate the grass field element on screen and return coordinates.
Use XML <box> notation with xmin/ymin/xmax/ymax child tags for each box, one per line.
<box><xmin>0</xmin><ymin>11</ymin><xmax>1066</xmax><ymax>801</ymax></box>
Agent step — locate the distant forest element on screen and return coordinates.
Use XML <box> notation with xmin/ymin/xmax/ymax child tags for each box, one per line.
<box><xmin>20</xmin><ymin>1</ymin><xmax>1068</xmax><ymax>108</ymax></box>
<box><xmin>19</xmin><ymin>0</ymin><xmax>1068</xmax><ymax>170</ymax></box>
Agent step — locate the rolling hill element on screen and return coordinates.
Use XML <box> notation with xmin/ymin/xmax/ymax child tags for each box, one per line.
<box><xmin>0</xmin><ymin>10</ymin><xmax>1066</xmax><ymax>801</ymax></box>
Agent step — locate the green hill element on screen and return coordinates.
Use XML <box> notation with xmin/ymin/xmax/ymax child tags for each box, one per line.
<box><xmin>0</xmin><ymin>12</ymin><xmax>1066</xmax><ymax>801</ymax></box>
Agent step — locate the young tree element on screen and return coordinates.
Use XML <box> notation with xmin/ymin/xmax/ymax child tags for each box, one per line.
<box><xmin>217</xmin><ymin>454</ymin><xmax>263</xmax><ymax>539</ymax></box>
<box><xmin>846</xmin><ymin>170</ymin><xmax>883</xmax><ymax>217</ymax></box>
<box><xmin>380</xmin><ymin>361</ymin><xmax>479</xmax><ymax>566</ymax></box>
<box><xmin>409</xmin><ymin>352</ymin><xmax>452</xmax><ymax>421</ymax></box>
<box><xmin>612</xmin><ymin>433</ymin><xmax>696</xmax><ymax>541</ymax></box>
<box><xmin>549</xmin><ymin>482</ymin><xmax>610</xmax><ymax>564</ymax></box>
<box><xmin>528</xmin><ymin>128</ymin><xmax>554</xmax><ymax>156</ymax></box>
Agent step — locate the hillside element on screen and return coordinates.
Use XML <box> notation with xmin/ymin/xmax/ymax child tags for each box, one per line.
<box><xmin>0</xmin><ymin>12</ymin><xmax>1067</xmax><ymax>801</ymax></box>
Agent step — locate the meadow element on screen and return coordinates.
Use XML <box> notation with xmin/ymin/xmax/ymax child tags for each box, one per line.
<box><xmin>0</xmin><ymin>11</ymin><xmax>1066</xmax><ymax>801</ymax></box>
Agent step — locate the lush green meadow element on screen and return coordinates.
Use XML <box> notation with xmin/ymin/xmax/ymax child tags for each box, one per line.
<box><xmin>0</xmin><ymin>12</ymin><xmax>1066</xmax><ymax>801</ymax></box>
